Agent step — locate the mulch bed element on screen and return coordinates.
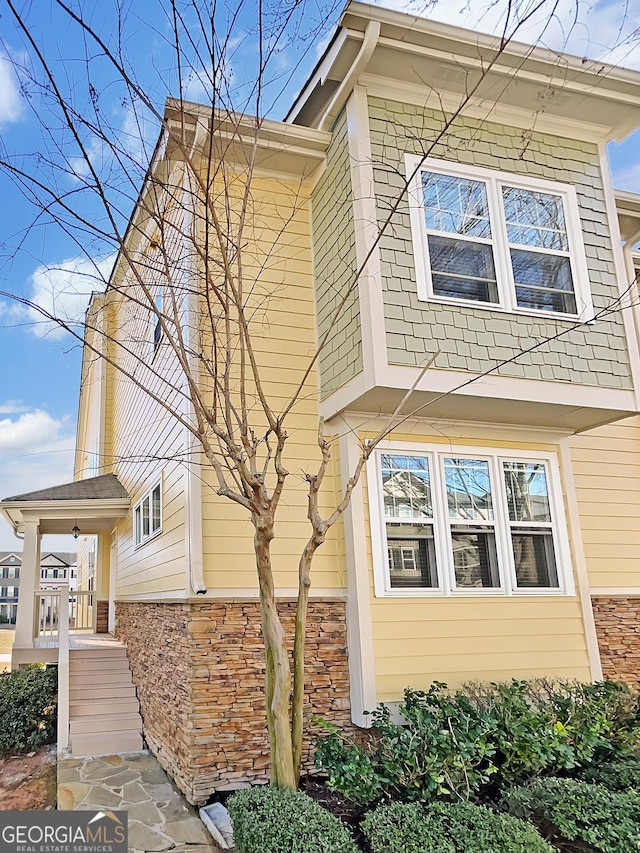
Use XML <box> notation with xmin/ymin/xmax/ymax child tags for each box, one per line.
<box><xmin>0</xmin><ymin>747</ymin><xmax>57</xmax><ymax>810</ymax></box>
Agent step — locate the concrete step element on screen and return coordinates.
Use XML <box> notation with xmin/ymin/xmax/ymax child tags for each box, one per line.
<box><xmin>70</xmin><ymin>712</ymin><xmax>142</xmax><ymax>736</ymax></box>
<box><xmin>69</xmin><ymin>672</ymin><xmax>133</xmax><ymax>687</ymax></box>
<box><xmin>70</xmin><ymin>731</ymin><xmax>144</xmax><ymax>757</ymax></box>
<box><xmin>69</xmin><ymin>697</ymin><xmax>141</xmax><ymax>717</ymax></box>
<box><xmin>69</xmin><ymin>685</ymin><xmax>137</xmax><ymax>701</ymax></box>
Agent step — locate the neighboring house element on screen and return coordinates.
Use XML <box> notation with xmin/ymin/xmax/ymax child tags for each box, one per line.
<box><xmin>0</xmin><ymin>551</ymin><xmax>77</xmax><ymax>623</ymax></box>
<box><xmin>3</xmin><ymin>2</ymin><xmax>640</xmax><ymax>805</ymax></box>
<box><xmin>0</xmin><ymin>552</ymin><xmax>21</xmax><ymax>624</ymax></box>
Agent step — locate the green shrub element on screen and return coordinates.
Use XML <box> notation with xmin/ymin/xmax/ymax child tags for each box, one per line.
<box><xmin>0</xmin><ymin>665</ymin><xmax>57</xmax><ymax>754</ymax></box>
<box><xmin>315</xmin><ymin>679</ymin><xmax>640</xmax><ymax>806</ymax></box>
<box><xmin>315</xmin><ymin>683</ymin><xmax>498</xmax><ymax>806</ymax></box>
<box><xmin>362</xmin><ymin>801</ymin><xmax>555</xmax><ymax>853</ymax></box>
<box><xmin>578</xmin><ymin>753</ymin><xmax>640</xmax><ymax>791</ymax></box>
<box><xmin>227</xmin><ymin>786</ymin><xmax>358</xmax><ymax>853</ymax></box>
<box><xmin>502</xmin><ymin>777</ymin><xmax>640</xmax><ymax>852</ymax></box>
<box><xmin>465</xmin><ymin>678</ymin><xmax>640</xmax><ymax>783</ymax></box>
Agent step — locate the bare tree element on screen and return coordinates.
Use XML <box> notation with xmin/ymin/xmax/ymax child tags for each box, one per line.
<box><xmin>0</xmin><ymin>0</ymin><xmax>635</xmax><ymax>789</ymax></box>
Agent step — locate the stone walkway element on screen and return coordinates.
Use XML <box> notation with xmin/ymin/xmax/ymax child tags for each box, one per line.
<box><xmin>58</xmin><ymin>752</ymin><xmax>224</xmax><ymax>853</ymax></box>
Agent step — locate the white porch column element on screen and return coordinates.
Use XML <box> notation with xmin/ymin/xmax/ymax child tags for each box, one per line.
<box><xmin>14</xmin><ymin>520</ymin><xmax>41</xmax><ymax>648</ymax></box>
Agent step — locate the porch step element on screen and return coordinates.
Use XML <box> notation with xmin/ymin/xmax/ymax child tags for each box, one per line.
<box><xmin>67</xmin><ymin>642</ymin><xmax>144</xmax><ymax>758</ymax></box>
<box><xmin>70</xmin><ymin>711</ymin><xmax>142</xmax><ymax>735</ymax></box>
<box><xmin>68</xmin><ymin>657</ymin><xmax>130</xmax><ymax>672</ymax></box>
<box><xmin>70</xmin><ymin>731</ymin><xmax>143</xmax><ymax>756</ymax></box>
<box><xmin>70</xmin><ymin>697</ymin><xmax>140</xmax><ymax>717</ymax></box>
<box><xmin>70</xmin><ymin>685</ymin><xmax>137</xmax><ymax>701</ymax></box>
<box><xmin>69</xmin><ymin>671</ymin><xmax>133</xmax><ymax>687</ymax></box>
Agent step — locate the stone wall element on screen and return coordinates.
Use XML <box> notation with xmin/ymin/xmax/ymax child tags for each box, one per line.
<box><xmin>592</xmin><ymin>596</ymin><xmax>640</xmax><ymax>688</ymax></box>
<box><xmin>96</xmin><ymin>600</ymin><xmax>108</xmax><ymax>633</ymax></box>
<box><xmin>116</xmin><ymin>598</ymin><xmax>353</xmax><ymax>804</ymax></box>
<box><xmin>115</xmin><ymin>602</ymin><xmax>194</xmax><ymax>797</ymax></box>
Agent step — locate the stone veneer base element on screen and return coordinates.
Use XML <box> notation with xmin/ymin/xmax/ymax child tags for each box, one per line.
<box><xmin>592</xmin><ymin>596</ymin><xmax>640</xmax><ymax>689</ymax></box>
<box><xmin>115</xmin><ymin>599</ymin><xmax>353</xmax><ymax>804</ymax></box>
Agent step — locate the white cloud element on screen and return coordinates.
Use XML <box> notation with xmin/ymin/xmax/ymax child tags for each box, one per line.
<box><xmin>375</xmin><ymin>0</ymin><xmax>640</xmax><ymax>70</ymax></box>
<box><xmin>0</xmin><ymin>55</ymin><xmax>23</xmax><ymax>125</ymax></box>
<box><xmin>26</xmin><ymin>253</ymin><xmax>116</xmax><ymax>339</ymax></box>
<box><xmin>0</xmin><ymin>410</ymin><xmax>67</xmax><ymax>454</ymax></box>
<box><xmin>0</xmin><ymin>402</ymin><xmax>30</xmax><ymax>416</ymax></box>
<box><xmin>0</xmin><ymin>409</ymin><xmax>77</xmax><ymax>549</ymax></box>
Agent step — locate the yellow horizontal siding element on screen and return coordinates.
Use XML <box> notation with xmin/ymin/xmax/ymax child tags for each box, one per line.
<box><xmin>570</xmin><ymin>416</ymin><xmax>640</xmax><ymax>589</ymax></box>
<box><xmin>362</xmin><ymin>427</ymin><xmax>591</xmax><ymax>700</ymax></box>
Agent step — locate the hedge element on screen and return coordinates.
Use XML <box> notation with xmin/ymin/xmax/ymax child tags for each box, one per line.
<box><xmin>227</xmin><ymin>786</ymin><xmax>358</xmax><ymax>853</ymax></box>
<box><xmin>502</xmin><ymin>777</ymin><xmax>640</xmax><ymax>853</ymax></box>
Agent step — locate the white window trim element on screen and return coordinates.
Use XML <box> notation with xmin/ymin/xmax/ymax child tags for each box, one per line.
<box><xmin>405</xmin><ymin>155</ymin><xmax>594</xmax><ymax>322</ymax></box>
<box><xmin>368</xmin><ymin>442</ymin><xmax>575</xmax><ymax>598</ymax></box>
<box><xmin>133</xmin><ymin>477</ymin><xmax>163</xmax><ymax>549</ymax></box>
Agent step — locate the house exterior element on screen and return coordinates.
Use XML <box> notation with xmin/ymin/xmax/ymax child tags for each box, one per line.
<box><xmin>3</xmin><ymin>2</ymin><xmax>640</xmax><ymax>805</ymax></box>
<box><xmin>0</xmin><ymin>551</ymin><xmax>77</xmax><ymax>624</ymax></box>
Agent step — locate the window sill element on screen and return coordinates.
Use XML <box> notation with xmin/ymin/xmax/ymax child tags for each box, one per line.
<box><xmin>414</xmin><ymin>292</ymin><xmax>591</xmax><ymax>324</ymax></box>
<box><xmin>134</xmin><ymin>527</ymin><xmax>162</xmax><ymax>551</ymax></box>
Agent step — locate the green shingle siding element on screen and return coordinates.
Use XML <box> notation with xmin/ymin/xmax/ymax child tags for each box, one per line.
<box><xmin>311</xmin><ymin>111</ymin><xmax>361</xmax><ymax>397</ymax></box>
<box><xmin>369</xmin><ymin>97</ymin><xmax>632</xmax><ymax>390</ymax></box>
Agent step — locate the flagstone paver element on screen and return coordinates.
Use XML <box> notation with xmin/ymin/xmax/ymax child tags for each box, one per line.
<box><xmin>58</xmin><ymin>752</ymin><xmax>224</xmax><ymax>853</ymax></box>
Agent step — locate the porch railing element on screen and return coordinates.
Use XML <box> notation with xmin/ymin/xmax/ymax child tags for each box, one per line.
<box><xmin>33</xmin><ymin>589</ymin><xmax>95</xmax><ymax>641</ymax></box>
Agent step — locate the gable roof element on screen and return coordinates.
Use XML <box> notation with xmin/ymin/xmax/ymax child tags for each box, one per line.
<box><xmin>3</xmin><ymin>473</ymin><xmax>129</xmax><ymax>503</ymax></box>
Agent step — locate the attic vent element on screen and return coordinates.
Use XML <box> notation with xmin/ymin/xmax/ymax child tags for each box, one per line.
<box><xmin>434</xmin><ymin>65</ymin><xmax>469</xmax><ymax>85</ymax></box>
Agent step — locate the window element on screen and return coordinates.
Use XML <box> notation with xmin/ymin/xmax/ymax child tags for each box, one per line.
<box><xmin>134</xmin><ymin>479</ymin><xmax>162</xmax><ymax>547</ymax></box>
<box><xmin>407</xmin><ymin>156</ymin><xmax>591</xmax><ymax>319</ymax></box>
<box><xmin>369</xmin><ymin>445</ymin><xmax>572</xmax><ymax>597</ymax></box>
<box><xmin>153</xmin><ymin>288</ymin><xmax>163</xmax><ymax>353</ymax></box>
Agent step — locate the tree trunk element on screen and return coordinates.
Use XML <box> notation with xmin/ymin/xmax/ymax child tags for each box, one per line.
<box><xmin>254</xmin><ymin>512</ymin><xmax>296</xmax><ymax>788</ymax></box>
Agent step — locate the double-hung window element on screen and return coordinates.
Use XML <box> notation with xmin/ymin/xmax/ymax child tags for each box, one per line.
<box><xmin>134</xmin><ymin>479</ymin><xmax>162</xmax><ymax>547</ymax></box>
<box><xmin>370</xmin><ymin>445</ymin><xmax>571</xmax><ymax>596</ymax></box>
<box><xmin>407</xmin><ymin>156</ymin><xmax>591</xmax><ymax>318</ymax></box>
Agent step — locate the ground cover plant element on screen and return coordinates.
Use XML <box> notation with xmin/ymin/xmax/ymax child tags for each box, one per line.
<box><xmin>0</xmin><ymin>665</ymin><xmax>57</xmax><ymax>755</ymax></box>
<box><xmin>502</xmin><ymin>777</ymin><xmax>640</xmax><ymax>852</ymax></box>
<box><xmin>362</xmin><ymin>801</ymin><xmax>555</xmax><ymax>853</ymax></box>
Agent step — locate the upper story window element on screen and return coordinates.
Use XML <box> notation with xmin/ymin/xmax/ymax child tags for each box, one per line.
<box><xmin>134</xmin><ymin>479</ymin><xmax>162</xmax><ymax>548</ymax></box>
<box><xmin>407</xmin><ymin>156</ymin><xmax>592</xmax><ymax>319</ymax></box>
<box><xmin>369</xmin><ymin>444</ymin><xmax>573</xmax><ymax>597</ymax></box>
<box><xmin>153</xmin><ymin>287</ymin><xmax>163</xmax><ymax>353</ymax></box>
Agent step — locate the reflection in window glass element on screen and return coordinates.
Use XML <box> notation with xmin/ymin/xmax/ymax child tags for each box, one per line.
<box><xmin>451</xmin><ymin>527</ymin><xmax>499</xmax><ymax>588</ymax></box>
<box><xmin>381</xmin><ymin>455</ymin><xmax>431</xmax><ymax>519</ymax></box>
<box><xmin>444</xmin><ymin>458</ymin><xmax>493</xmax><ymax>522</ymax></box>
<box><xmin>502</xmin><ymin>186</ymin><xmax>568</xmax><ymax>251</ymax></box>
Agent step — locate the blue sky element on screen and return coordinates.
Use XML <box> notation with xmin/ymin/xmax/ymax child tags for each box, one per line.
<box><xmin>0</xmin><ymin>0</ymin><xmax>638</xmax><ymax>550</ymax></box>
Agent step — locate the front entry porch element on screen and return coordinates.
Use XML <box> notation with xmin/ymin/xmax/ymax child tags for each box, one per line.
<box><xmin>0</xmin><ymin>474</ymin><xmax>134</xmax><ymax>753</ymax></box>
<box><xmin>0</xmin><ymin>473</ymin><xmax>130</xmax><ymax>665</ymax></box>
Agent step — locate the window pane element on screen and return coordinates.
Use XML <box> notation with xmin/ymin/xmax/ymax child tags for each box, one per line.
<box><xmin>444</xmin><ymin>458</ymin><xmax>494</xmax><ymax>522</ymax></box>
<box><xmin>423</xmin><ymin>172</ymin><xmax>492</xmax><ymax>238</ymax></box>
<box><xmin>511</xmin><ymin>249</ymin><xmax>576</xmax><ymax>314</ymax></box>
<box><xmin>134</xmin><ymin>506</ymin><xmax>141</xmax><ymax>544</ymax></box>
<box><xmin>381</xmin><ymin>455</ymin><xmax>432</xmax><ymax>519</ymax></box>
<box><xmin>152</xmin><ymin>485</ymin><xmax>161</xmax><ymax>532</ymax></box>
<box><xmin>502</xmin><ymin>186</ymin><xmax>568</xmax><ymax>251</ymax></box>
<box><xmin>512</xmin><ymin>530</ymin><xmax>558</xmax><ymax>587</ymax></box>
<box><xmin>503</xmin><ymin>462</ymin><xmax>551</xmax><ymax>523</ymax></box>
<box><xmin>386</xmin><ymin>523</ymin><xmax>437</xmax><ymax>589</ymax></box>
<box><xmin>451</xmin><ymin>527</ymin><xmax>500</xmax><ymax>588</ymax></box>
<box><xmin>429</xmin><ymin>235</ymin><xmax>498</xmax><ymax>303</ymax></box>
<box><xmin>142</xmin><ymin>497</ymin><xmax>150</xmax><ymax>537</ymax></box>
